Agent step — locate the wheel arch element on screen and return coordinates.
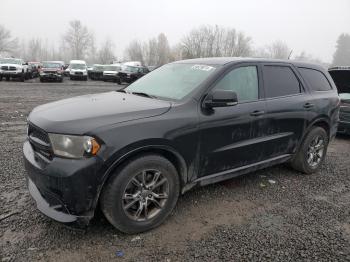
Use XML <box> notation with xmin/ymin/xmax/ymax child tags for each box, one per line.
<box><xmin>94</xmin><ymin>144</ymin><xmax>189</xmax><ymax>210</ymax></box>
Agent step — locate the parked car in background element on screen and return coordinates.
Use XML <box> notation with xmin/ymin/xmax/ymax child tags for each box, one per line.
<box><xmin>103</xmin><ymin>64</ymin><xmax>122</xmax><ymax>82</ymax></box>
<box><xmin>39</xmin><ymin>61</ymin><xmax>64</xmax><ymax>82</ymax></box>
<box><xmin>89</xmin><ymin>64</ymin><xmax>106</xmax><ymax>80</ymax></box>
<box><xmin>28</xmin><ymin>62</ymin><xmax>41</xmax><ymax>78</ymax></box>
<box><xmin>0</xmin><ymin>58</ymin><xmax>29</xmax><ymax>81</ymax></box>
<box><xmin>117</xmin><ymin>65</ymin><xmax>149</xmax><ymax>84</ymax></box>
<box><xmin>69</xmin><ymin>60</ymin><xmax>88</xmax><ymax>81</ymax></box>
<box><xmin>147</xmin><ymin>65</ymin><xmax>158</xmax><ymax>72</ymax></box>
<box><xmin>328</xmin><ymin>66</ymin><xmax>350</xmax><ymax>134</ymax></box>
<box><xmin>123</xmin><ymin>61</ymin><xmax>142</xmax><ymax>67</ymax></box>
<box><xmin>23</xmin><ymin>58</ymin><xmax>339</xmax><ymax>233</ymax></box>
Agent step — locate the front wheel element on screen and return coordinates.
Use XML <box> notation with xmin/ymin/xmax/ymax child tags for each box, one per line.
<box><xmin>101</xmin><ymin>154</ymin><xmax>180</xmax><ymax>234</ymax></box>
<box><xmin>291</xmin><ymin>127</ymin><xmax>329</xmax><ymax>174</ymax></box>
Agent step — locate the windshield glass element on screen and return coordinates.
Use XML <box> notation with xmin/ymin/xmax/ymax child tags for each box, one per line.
<box><xmin>122</xmin><ymin>65</ymin><xmax>140</xmax><ymax>73</ymax></box>
<box><xmin>0</xmin><ymin>58</ymin><xmax>22</xmax><ymax>64</ymax></box>
<box><xmin>105</xmin><ymin>65</ymin><xmax>121</xmax><ymax>71</ymax></box>
<box><xmin>93</xmin><ymin>65</ymin><xmax>105</xmax><ymax>71</ymax></box>
<box><xmin>125</xmin><ymin>63</ymin><xmax>217</xmax><ymax>100</ymax></box>
<box><xmin>42</xmin><ymin>62</ymin><xmax>61</xmax><ymax>68</ymax></box>
<box><xmin>71</xmin><ymin>64</ymin><xmax>86</xmax><ymax>70</ymax></box>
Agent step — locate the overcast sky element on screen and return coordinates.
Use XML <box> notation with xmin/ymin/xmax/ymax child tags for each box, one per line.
<box><xmin>1</xmin><ymin>0</ymin><xmax>349</xmax><ymax>62</ymax></box>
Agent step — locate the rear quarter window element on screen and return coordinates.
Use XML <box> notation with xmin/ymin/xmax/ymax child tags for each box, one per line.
<box><xmin>298</xmin><ymin>68</ymin><xmax>332</xmax><ymax>91</ymax></box>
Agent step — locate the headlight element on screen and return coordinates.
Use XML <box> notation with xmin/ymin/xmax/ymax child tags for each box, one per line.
<box><xmin>48</xmin><ymin>134</ymin><xmax>100</xmax><ymax>159</ymax></box>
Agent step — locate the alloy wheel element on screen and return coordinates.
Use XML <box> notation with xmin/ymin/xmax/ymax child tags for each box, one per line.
<box><xmin>306</xmin><ymin>135</ymin><xmax>325</xmax><ymax>167</ymax></box>
<box><xmin>122</xmin><ymin>169</ymin><xmax>169</xmax><ymax>221</ymax></box>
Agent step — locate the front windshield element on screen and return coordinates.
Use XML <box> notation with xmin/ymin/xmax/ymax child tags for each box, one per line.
<box><xmin>93</xmin><ymin>65</ymin><xmax>105</xmax><ymax>71</ymax></box>
<box><xmin>71</xmin><ymin>64</ymin><xmax>86</xmax><ymax>70</ymax></box>
<box><xmin>125</xmin><ymin>63</ymin><xmax>217</xmax><ymax>100</ymax></box>
<box><xmin>105</xmin><ymin>65</ymin><xmax>121</xmax><ymax>71</ymax></box>
<box><xmin>122</xmin><ymin>65</ymin><xmax>139</xmax><ymax>73</ymax></box>
<box><xmin>42</xmin><ymin>62</ymin><xmax>61</xmax><ymax>68</ymax></box>
<box><xmin>0</xmin><ymin>58</ymin><xmax>22</xmax><ymax>65</ymax></box>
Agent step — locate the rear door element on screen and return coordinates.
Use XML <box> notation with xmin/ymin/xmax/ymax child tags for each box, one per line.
<box><xmin>261</xmin><ymin>63</ymin><xmax>309</xmax><ymax>157</ymax></box>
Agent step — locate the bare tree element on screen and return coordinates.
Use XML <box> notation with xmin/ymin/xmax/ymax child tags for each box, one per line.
<box><xmin>156</xmin><ymin>33</ymin><xmax>171</xmax><ymax>66</ymax></box>
<box><xmin>266</xmin><ymin>40</ymin><xmax>291</xmax><ymax>59</ymax></box>
<box><xmin>181</xmin><ymin>25</ymin><xmax>252</xmax><ymax>59</ymax></box>
<box><xmin>124</xmin><ymin>40</ymin><xmax>144</xmax><ymax>64</ymax></box>
<box><xmin>0</xmin><ymin>24</ymin><xmax>18</xmax><ymax>55</ymax></box>
<box><xmin>63</xmin><ymin>20</ymin><xmax>92</xmax><ymax>59</ymax></box>
<box><xmin>332</xmin><ymin>33</ymin><xmax>350</xmax><ymax>66</ymax></box>
<box><xmin>98</xmin><ymin>38</ymin><xmax>116</xmax><ymax>64</ymax></box>
<box><xmin>27</xmin><ymin>38</ymin><xmax>43</xmax><ymax>61</ymax></box>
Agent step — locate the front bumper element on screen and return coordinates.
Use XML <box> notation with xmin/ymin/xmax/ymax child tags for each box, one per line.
<box><xmin>41</xmin><ymin>73</ymin><xmax>63</xmax><ymax>81</ymax></box>
<box><xmin>1</xmin><ymin>71</ymin><xmax>22</xmax><ymax>77</ymax></box>
<box><xmin>103</xmin><ymin>75</ymin><xmax>118</xmax><ymax>81</ymax></box>
<box><xmin>23</xmin><ymin>140</ymin><xmax>104</xmax><ymax>226</ymax></box>
<box><xmin>337</xmin><ymin>121</ymin><xmax>350</xmax><ymax>135</ymax></box>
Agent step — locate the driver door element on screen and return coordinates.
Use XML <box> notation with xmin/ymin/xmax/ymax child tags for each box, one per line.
<box><xmin>198</xmin><ymin>64</ymin><xmax>267</xmax><ymax>178</ymax></box>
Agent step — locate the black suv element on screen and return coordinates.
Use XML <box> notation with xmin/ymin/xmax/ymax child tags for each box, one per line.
<box><xmin>117</xmin><ymin>65</ymin><xmax>149</xmax><ymax>84</ymax></box>
<box><xmin>23</xmin><ymin>58</ymin><xmax>339</xmax><ymax>233</ymax></box>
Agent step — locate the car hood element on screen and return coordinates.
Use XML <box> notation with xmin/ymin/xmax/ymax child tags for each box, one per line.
<box><xmin>28</xmin><ymin>91</ymin><xmax>172</xmax><ymax>134</ymax></box>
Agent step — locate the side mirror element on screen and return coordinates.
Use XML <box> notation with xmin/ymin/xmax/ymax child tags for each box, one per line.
<box><xmin>204</xmin><ymin>90</ymin><xmax>238</xmax><ymax>108</ymax></box>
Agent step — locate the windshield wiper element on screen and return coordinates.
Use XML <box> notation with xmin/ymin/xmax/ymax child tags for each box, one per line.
<box><xmin>131</xmin><ymin>92</ymin><xmax>157</xmax><ymax>99</ymax></box>
<box><xmin>116</xmin><ymin>89</ymin><xmax>157</xmax><ymax>99</ymax></box>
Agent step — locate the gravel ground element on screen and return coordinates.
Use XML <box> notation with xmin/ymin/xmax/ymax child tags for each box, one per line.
<box><xmin>1</xmin><ymin>78</ymin><xmax>350</xmax><ymax>262</ymax></box>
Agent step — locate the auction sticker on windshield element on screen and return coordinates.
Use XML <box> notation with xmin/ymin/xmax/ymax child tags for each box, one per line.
<box><xmin>191</xmin><ymin>65</ymin><xmax>215</xmax><ymax>71</ymax></box>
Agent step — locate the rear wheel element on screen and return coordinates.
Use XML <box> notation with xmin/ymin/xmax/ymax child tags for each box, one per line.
<box><xmin>101</xmin><ymin>154</ymin><xmax>180</xmax><ymax>233</ymax></box>
<box><xmin>291</xmin><ymin>127</ymin><xmax>328</xmax><ymax>174</ymax></box>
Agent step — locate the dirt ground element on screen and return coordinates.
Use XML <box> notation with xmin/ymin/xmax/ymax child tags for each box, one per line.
<box><xmin>1</xmin><ymin>78</ymin><xmax>350</xmax><ymax>261</ymax></box>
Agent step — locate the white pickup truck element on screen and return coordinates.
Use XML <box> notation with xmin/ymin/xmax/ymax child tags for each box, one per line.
<box><xmin>0</xmin><ymin>58</ymin><xmax>29</xmax><ymax>81</ymax></box>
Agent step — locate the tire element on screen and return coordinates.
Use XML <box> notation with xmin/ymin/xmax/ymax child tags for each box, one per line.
<box><xmin>101</xmin><ymin>154</ymin><xmax>180</xmax><ymax>234</ymax></box>
<box><xmin>20</xmin><ymin>73</ymin><xmax>25</xmax><ymax>82</ymax></box>
<box><xmin>291</xmin><ymin>127</ymin><xmax>329</xmax><ymax>174</ymax></box>
<box><xmin>70</xmin><ymin>76</ymin><xmax>74</xmax><ymax>81</ymax></box>
<box><xmin>6</xmin><ymin>76</ymin><xmax>10</xmax><ymax>81</ymax></box>
<box><xmin>40</xmin><ymin>78</ymin><xmax>44</xmax><ymax>83</ymax></box>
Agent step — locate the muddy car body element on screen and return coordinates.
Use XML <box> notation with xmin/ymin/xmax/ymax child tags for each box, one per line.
<box><xmin>23</xmin><ymin>58</ymin><xmax>339</xmax><ymax>233</ymax></box>
<box><xmin>328</xmin><ymin>66</ymin><xmax>350</xmax><ymax>134</ymax></box>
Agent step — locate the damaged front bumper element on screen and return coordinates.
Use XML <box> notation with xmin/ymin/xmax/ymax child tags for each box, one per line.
<box><xmin>23</xmin><ymin>140</ymin><xmax>104</xmax><ymax>227</ymax></box>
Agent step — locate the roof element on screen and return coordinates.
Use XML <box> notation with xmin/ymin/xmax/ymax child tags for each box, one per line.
<box><xmin>174</xmin><ymin>57</ymin><xmax>324</xmax><ymax>70</ymax></box>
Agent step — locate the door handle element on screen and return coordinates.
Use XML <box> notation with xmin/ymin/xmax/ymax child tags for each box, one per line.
<box><xmin>304</xmin><ymin>102</ymin><xmax>314</xmax><ymax>109</ymax></box>
<box><xmin>250</xmin><ymin>110</ymin><xmax>265</xmax><ymax>116</ymax></box>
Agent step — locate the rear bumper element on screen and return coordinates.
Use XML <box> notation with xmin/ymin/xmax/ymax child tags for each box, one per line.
<box><xmin>23</xmin><ymin>140</ymin><xmax>105</xmax><ymax>226</ymax></box>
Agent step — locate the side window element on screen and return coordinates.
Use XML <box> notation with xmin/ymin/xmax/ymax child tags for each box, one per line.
<box><xmin>298</xmin><ymin>67</ymin><xmax>332</xmax><ymax>91</ymax></box>
<box><xmin>263</xmin><ymin>66</ymin><xmax>301</xmax><ymax>98</ymax></box>
<box><xmin>214</xmin><ymin>66</ymin><xmax>259</xmax><ymax>102</ymax></box>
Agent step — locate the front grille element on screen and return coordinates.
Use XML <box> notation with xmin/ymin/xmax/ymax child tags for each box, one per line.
<box><xmin>44</xmin><ymin>71</ymin><xmax>57</xmax><ymax>74</ymax></box>
<box><xmin>75</xmin><ymin>72</ymin><xmax>83</xmax><ymax>75</ymax></box>
<box><xmin>1</xmin><ymin>66</ymin><xmax>17</xmax><ymax>71</ymax></box>
<box><xmin>28</xmin><ymin>123</ymin><xmax>52</xmax><ymax>160</ymax></box>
